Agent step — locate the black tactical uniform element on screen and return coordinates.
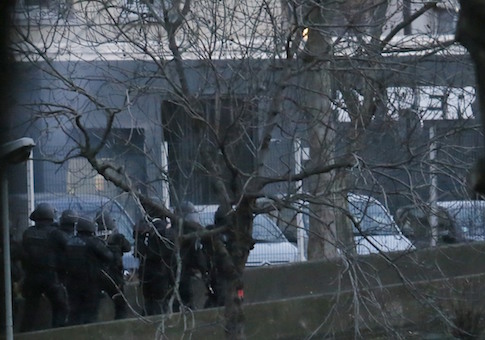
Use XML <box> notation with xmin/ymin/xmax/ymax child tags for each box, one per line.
<box><xmin>20</xmin><ymin>203</ymin><xmax>69</xmax><ymax>332</ymax></box>
<box><xmin>174</xmin><ymin>201</ymin><xmax>208</xmax><ymax>311</ymax></box>
<box><xmin>59</xmin><ymin>209</ymin><xmax>78</xmax><ymax>236</ymax></box>
<box><xmin>134</xmin><ymin>218</ymin><xmax>173</xmax><ymax>315</ymax></box>
<box><xmin>64</xmin><ymin>217</ymin><xmax>113</xmax><ymax>325</ymax></box>
<box><xmin>96</xmin><ymin>211</ymin><xmax>131</xmax><ymax>319</ymax></box>
<box><xmin>10</xmin><ymin>237</ymin><xmax>24</xmax><ymax>287</ymax></box>
<box><xmin>203</xmin><ymin>206</ymin><xmax>231</xmax><ymax>308</ymax></box>
<box><xmin>10</xmin><ymin>237</ymin><xmax>24</xmax><ymax>326</ymax></box>
<box><xmin>57</xmin><ymin>210</ymin><xmax>78</xmax><ymax>285</ymax></box>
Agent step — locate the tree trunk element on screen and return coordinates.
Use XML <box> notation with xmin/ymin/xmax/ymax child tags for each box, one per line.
<box><xmin>223</xmin><ymin>199</ymin><xmax>253</xmax><ymax>339</ymax></box>
<box><xmin>302</xmin><ymin>5</ymin><xmax>340</xmax><ymax>260</ymax></box>
<box><xmin>456</xmin><ymin>0</ymin><xmax>485</xmax><ymax>194</ymax></box>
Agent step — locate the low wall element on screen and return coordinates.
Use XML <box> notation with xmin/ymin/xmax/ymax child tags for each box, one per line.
<box><xmin>243</xmin><ymin>241</ymin><xmax>485</xmax><ymax>302</ymax></box>
<box><xmin>9</xmin><ymin>242</ymin><xmax>485</xmax><ymax>339</ymax></box>
<box><xmin>12</xmin><ymin>274</ymin><xmax>482</xmax><ymax>339</ymax></box>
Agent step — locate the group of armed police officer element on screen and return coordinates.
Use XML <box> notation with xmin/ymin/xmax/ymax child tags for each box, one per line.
<box><xmin>19</xmin><ymin>202</ymin><xmax>131</xmax><ymax>331</ymax></box>
<box><xmin>17</xmin><ymin>200</ymin><xmax>231</xmax><ymax>331</ymax></box>
<box><xmin>133</xmin><ymin>201</ymin><xmax>231</xmax><ymax>315</ymax></box>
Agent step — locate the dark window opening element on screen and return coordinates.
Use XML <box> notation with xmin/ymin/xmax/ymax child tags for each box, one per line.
<box><xmin>162</xmin><ymin>98</ymin><xmax>257</xmax><ymax>205</ymax></box>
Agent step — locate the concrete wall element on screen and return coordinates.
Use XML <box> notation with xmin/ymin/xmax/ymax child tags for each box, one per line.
<box><xmin>244</xmin><ymin>241</ymin><xmax>485</xmax><ymax>302</ymax></box>
<box><xmin>10</xmin><ymin>242</ymin><xmax>485</xmax><ymax>339</ymax></box>
<box><xmin>11</xmin><ymin>275</ymin><xmax>480</xmax><ymax>339</ymax></box>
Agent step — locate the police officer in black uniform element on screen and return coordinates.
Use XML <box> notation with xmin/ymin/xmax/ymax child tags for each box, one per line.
<box><xmin>203</xmin><ymin>206</ymin><xmax>231</xmax><ymax>308</ymax></box>
<box><xmin>57</xmin><ymin>209</ymin><xmax>78</xmax><ymax>287</ymax></box>
<box><xmin>174</xmin><ymin>201</ymin><xmax>208</xmax><ymax>311</ymax></box>
<box><xmin>96</xmin><ymin>210</ymin><xmax>131</xmax><ymax>319</ymax></box>
<box><xmin>134</xmin><ymin>217</ymin><xmax>173</xmax><ymax>315</ymax></box>
<box><xmin>59</xmin><ymin>209</ymin><xmax>78</xmax><ymax>236</ymax></box>
<box><xmin>64</xmin><ymin>216</ymin><xmax>113</xmax><ymax>325</ymax></box>
<box><xmin>20</xmin><ymin>203</ymin><xmax>69</xmax><ymax>332</ymax></box>
<box><xmin>10</xmin><ymin>236</ymin><xmax>24</xmax><ymax>327</ymax></box>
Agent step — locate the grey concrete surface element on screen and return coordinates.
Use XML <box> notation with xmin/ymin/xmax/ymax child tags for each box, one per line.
<box><xmin>7</xmin><ymin>242</ymin><xmax>485</xmax><ymax>339</ymax></box>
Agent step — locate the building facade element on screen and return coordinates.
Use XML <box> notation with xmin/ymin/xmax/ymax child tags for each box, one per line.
<box><xmin>9</xmin><ymin>0</ymin><xmax>479</xmax><ymax>225</ymax></box>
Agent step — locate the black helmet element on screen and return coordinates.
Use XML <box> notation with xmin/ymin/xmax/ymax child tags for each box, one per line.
<box><xmin>30</xmin><ymin>203</ymin><xmax>55</xmax><ymax>222</ymax></box>
<box><xmin>152</xmin><ymin>217</ymin><xmax>168</xmax><ymax>232</ymax></box>
<box><xmin>134</xmin><ymin>218</ymin><xmax>150</xmax><ymax>234</ymax></box>
<box><xmin>214</xmin><ymin>206</ymin><xmax>230</xmax><ymax>226</ymax></box>
<box><xmin>76</xmin><ymin>217</ymin><xmax>96</xmax><ymax>234</ymax></box>
<box><xmin>95</xmin><ymin>211</ymin><xmax>115</xmax><ymax>230</ymax></box>
<box><xmin>60</xmin><ymin>209</ymin><xmax>78</xmax><ymax>226</ymax></box>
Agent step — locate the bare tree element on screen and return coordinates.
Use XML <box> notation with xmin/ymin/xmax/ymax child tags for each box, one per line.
<box><xmin>10</xmin><ymin>0</ymin><xmax>481</xmax><ymax>338</ymax></box>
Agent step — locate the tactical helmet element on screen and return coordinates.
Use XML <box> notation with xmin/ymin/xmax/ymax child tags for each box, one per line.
<box><xmin>60</xmin><ymin>209</ymin><xmax>78</xmax><ymax>226</ymax></box>
<box><xmin>152</xmin><ymin>217</ymin><xmax>168</xmax><ymax>232</ymax></box>
<box><xmin>177</xmin><ymin>201</ymin><xmax>199</xmax><ymax>223</ymax></box>
<box><xmin>76</xmin><ymin>217</ymin><xmax>96</xmax><ymax>234</ymax></box>
<box><xmin>95</xmin><ymin>211</ymin><xmax>115</xmax><ymax>230</ymax></box>
<box><xmin>214</xmin><ymin>206</ymin><xmax>229</xmax><ymax>226</ymax></box>
<box><xmin>134</xmin><ymin>218</ymin><xmax>150</xmax><ymax>234</ymax></box>
<box><xmin>29</xmin><ymin>203</ymin><xmax>55</xmax><ymax>222</ymax></box>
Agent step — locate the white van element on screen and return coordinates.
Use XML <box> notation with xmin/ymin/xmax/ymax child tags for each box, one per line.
<box><xmin>347</xmin><ymin>193</ymin><xmax>415</xmax><ymax>255</ymax></box>
<box><xmin>278</xmin><ymin>193</ymin><xmax>415</xmax><ymax>257</ymax></box>
<box><xmin>197</xmin><ymin>205</ymin><xmax>299</xmax><ymax>267</ymax></box>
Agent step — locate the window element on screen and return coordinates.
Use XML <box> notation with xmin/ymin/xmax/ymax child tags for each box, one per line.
<box><xmin>421</xmin><ymin>1</ymin><xmax>459</xmax><ymax>35</ymax></box>
<box><xmin>404</xmin><ymin>1</ymin><xmax>459</xmax><ymax>35</ymax></box>
<box><xmin>67</xmin><ymin>157</ymin><xmax>115</xmax><ymax>196</ymax></box>
<box><xmin>17</xmin><ymin>0</ymin><xmax>72</xmax><ymax>22</ymax></box>
<box><xmin>429</xmin><ymin>6</ymin><xmax>458</xmax><ymax>35</ymax></box>
<box><xmin>122</xmin><ymin>0</ymin><xmax>158</xmax><ymax>22</ymax></box>
<box><xmin>121</xmin><ymin>0</ymin><xmax>180</xmax><ymax>23</ymax></box>
<box><xmin>162</xmin><ymin>98</ymin><xmax>257</xmax><ymax>204</ymax></box>
<box><xmin>348</xmin><ymin>195</ymin><xmax>398</xmax><ymax>236</ymax></box>
<box><xmin>199</xmin><ymin>211</ymin><xmax>287</xmax><ymax>243</ymax></box>
<box><xmin>24</xmin><ymin>0</ymin><xmax>51</xmax><ymax>7</ymax></box>
<box><xmin>126</xmin><ymin>0</ymin><xmax>153</xmax><ymax>12</ymax></box>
